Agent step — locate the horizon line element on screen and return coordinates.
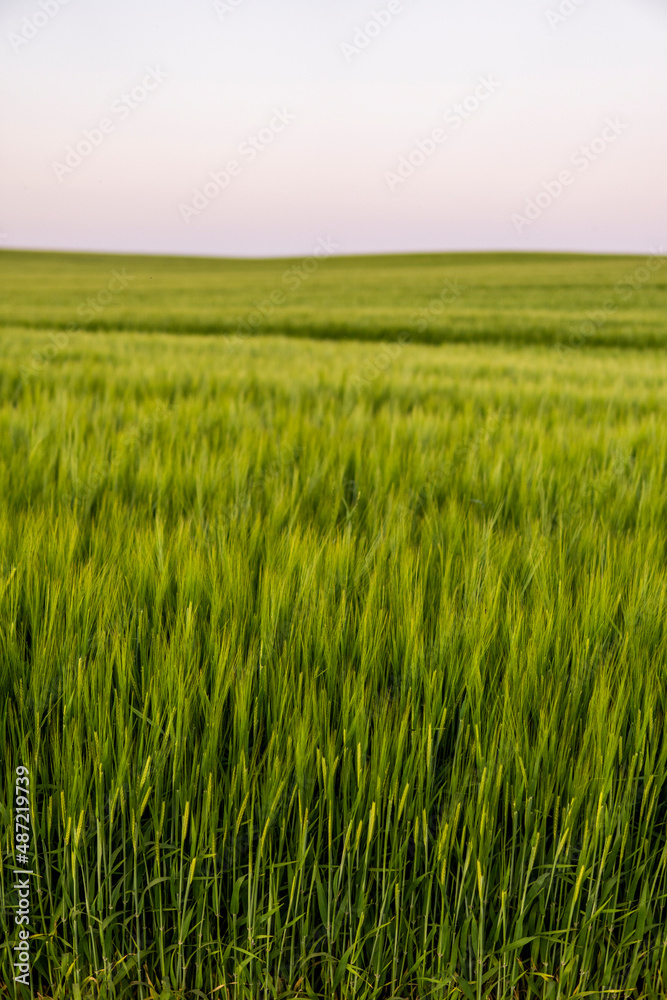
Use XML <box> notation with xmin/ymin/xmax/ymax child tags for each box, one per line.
<box><xmin>0</xmin><ymin>245</ymin><xmax>661</xmax><ymax>264</ymax></box>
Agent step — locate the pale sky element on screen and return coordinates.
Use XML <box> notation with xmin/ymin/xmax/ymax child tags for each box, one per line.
<box><xmin>1</xmin><ymin>0</ymin><xmax>666</xmax><ymax>257</ymax></box>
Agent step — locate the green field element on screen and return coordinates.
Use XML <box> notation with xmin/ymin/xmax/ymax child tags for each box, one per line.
<box><xmin>2</xmin><ymin>247</ymin><xmax>667</xmax><ymax>349</ymax></box>
<box><xmin>1</xmin><ymin>250</ymin><xmax>667</xmax><ymax>999</ymax></box>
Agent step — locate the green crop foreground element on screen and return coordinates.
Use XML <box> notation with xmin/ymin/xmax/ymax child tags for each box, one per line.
<box><xmin>0</xmin><ymin>252</ymin><xmax>666</xmax><ymax>999</ymax></box>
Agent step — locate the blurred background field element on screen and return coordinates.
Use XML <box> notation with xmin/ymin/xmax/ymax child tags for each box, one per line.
<box><xmin>1</xmin><ymin>248</ymin><xmax>667</xmax><ymax>347</ymax></box>
<box><xmin>1</xmin><ymin>253</ymin><xmax>667</xmax><ymax>998</ymax></box>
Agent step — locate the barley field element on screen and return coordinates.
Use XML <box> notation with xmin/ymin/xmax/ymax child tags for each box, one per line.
<box><xmin>1</xmin><ymin>250</ymin><xmax>667</xmax><ymax>999</ymax></box>
<box><xmin>1</xmin><ymin>248</ymin><xmax>667</xmax><ymax>349</ymax></box>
